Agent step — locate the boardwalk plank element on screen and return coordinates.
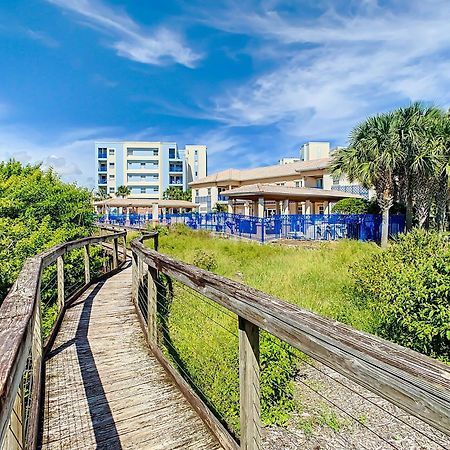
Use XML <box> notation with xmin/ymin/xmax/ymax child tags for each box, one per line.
<box><xmin>41</xmin><ymin>265</ymin><xmax>223</xmax><ymax>450</ymax></box>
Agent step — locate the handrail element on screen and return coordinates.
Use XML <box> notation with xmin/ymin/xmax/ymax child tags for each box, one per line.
<box><xmin>0</xmin><ymin>230</ymin><xmax>126</xmax><ymax>450</ymax></box>
<box><xmin>131</xmin><ymin>234</ymin><xmax>450</xmax><ymax>449</ymax></box>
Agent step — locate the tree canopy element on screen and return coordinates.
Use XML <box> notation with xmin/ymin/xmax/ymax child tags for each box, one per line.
<box><xmin>163</xmin><ymin>186</ymin><xmax>192</xmax><ymax>201</ymax></box>
<box><xmin>116</xmin><ymin>185</ymin><xmax>131</xmax><ymax>198</ymax></box>
<box><xmin>331</xmin><ymin>103</ymin><xmax>450</xmax><ymax>245</ymax></box>
<box><xmin>0</xmin><ymin>160</ymin><xmax>95</xmax><ymax>303</ymax></box>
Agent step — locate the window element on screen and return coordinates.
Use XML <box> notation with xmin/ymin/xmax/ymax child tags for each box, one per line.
<box><xmin>109</xmin><ymin>162</ymin><xmax>115</xmax><ymax>168</ymax></box>
<box><xmin>318</xmin><ymin>204</ymin><xmax>325</xmax><ymax>214</ymax></box>
<box><xmin>141</xmin><ymin>188</ymin><xmax>146</xmax><ymax>194</ymax></box>
<box><xmin>169</xmin><ymin>148</ymin><xmax>176</xmax><ymax>159</ymax></box>
<box><xmin>195</xmin><ymin>171</ymin><xmax>198</xmax><ymax>177</ymax></box>
<box><xmin>194</xmin><ymin>150</ymin><xmax>198</xmax><ymax>156</ymax></box>
<box><xmin>109</xmin><ymin>174</ymin><xmax>115</xmax><ymax>179</ymax></box>
<box><xmin>316</xmin><ymin>178</ymin><xmax>324</xmax><ymax>188</ymax></box>
<box><xmin>195</xmin><ymin>189</ymin><xmax>199</xmax><ymax>196</ymax></box>
<box><xmin>109</xmin><ymin>149</ymin><xmax>115</xmax><ymax>155</ymax></box>
<box><xmin>141</xmin><ymin>162</ymin><xmax>146</xmax><ymax>168</ymax></box>
<box><xmin>207</xmin><ymin>188</ymin><xmax>211</xmax><ymax>195</ymax></box>
<box><xmin>109</xmin><ymin>187</ymin><xmax>115</xmax><ymax>193</ymax></box>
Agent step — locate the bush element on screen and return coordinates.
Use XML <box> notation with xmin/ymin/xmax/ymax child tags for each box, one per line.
<box><xmin>348</xmin><ymin>229</ymin><xmax>450</xmax><ymax>361</ymax></box>
<box><xmin>193</xmin><ymin>249</ymin><xmax>218</xmax><ymax>271</ymax></box>
<box><xmin>331</xmin><ymin>198</ymin><xmax>368</xmax><ymax>214</ymax></box>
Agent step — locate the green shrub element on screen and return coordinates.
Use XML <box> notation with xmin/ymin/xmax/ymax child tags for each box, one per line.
<box><xmin>348</xmin><ymin>229</ymin><xmax>450</xmax><ymax>361</ymax></box>
<box><xmin>193</xmin><ymin>249</ymin><xmax>218</xmax><ymax>271</ymax></box>
<box><xmin>331</xmin><ymin>198</ymin><xmax>368</xmax><ymax>214</ymax></box>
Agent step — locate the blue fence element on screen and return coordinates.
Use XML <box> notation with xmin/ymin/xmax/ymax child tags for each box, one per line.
<box><xmin>99</xmin><ymin>212</ymin><xmax>405</xmax><ymax>243</ymax></box>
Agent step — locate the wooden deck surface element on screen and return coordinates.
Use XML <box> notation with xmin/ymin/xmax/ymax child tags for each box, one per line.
<box><xmin>41</xmin><ymin>265</ymin><xmax>223</xmax><ymax>450</ymax></box>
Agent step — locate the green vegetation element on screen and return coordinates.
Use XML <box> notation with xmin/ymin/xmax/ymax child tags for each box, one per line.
<box><xmin>116</xmin><ymin>185</ymin><xmax>131</xmax><ymax>198</ymax></box>
<box><xmin>0</xmin><ymin>160</ymin><xmax>95</xmax><ymax>304</ymax></box>
<box><xmin>348</xmin><ymin>229</ymin><xmax>450</xmax><ymax>362</ymax></box>
<box><xmin>331</xmin><ymin>103</ymin><xmax>450</xmax><ymax>246</ymax></box>
<box><xmin>332</xmin><ymin>198</ymin><xmax>369</xmax><ymax>214</ymax></box>
<box><xmin>145</xmin><ymin>225</ymin><xmax>377</xmax><ymax>433</ymax></box>
<box><xmin>163</xmin><ymin>186</ymin><xmax>192</xmax><ymax>201</ymax></box>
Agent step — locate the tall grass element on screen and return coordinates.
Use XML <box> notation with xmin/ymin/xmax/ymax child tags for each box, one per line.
<box><xmin>155</xmin><ymin>225</ymin><xmax>378</xmax><ymax>331</ymax></box>
<box><xmin>143</xmin><ymin>225</ymin><xmax>379</xmax><ymax>433</ymax></box>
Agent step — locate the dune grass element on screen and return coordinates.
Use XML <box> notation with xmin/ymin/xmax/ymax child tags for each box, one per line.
<box><xmin>140</xmin><ymin>225</ymin><xmax>379</xmax><ymax>434</ymax></box>
<box><xmin>155</xmin><ymin>225</ymin><xmax>378</xmax><ymax>331</ymax></box>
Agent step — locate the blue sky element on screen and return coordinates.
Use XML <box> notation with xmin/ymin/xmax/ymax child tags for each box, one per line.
<box><xmin>1</xmin><ymin>0</ymin><xmax>450</xmax><ymax>188</ymax></box>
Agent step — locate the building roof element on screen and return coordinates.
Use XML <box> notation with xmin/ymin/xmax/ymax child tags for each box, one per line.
<box><xmin>189</xmin><ymin>158</ymin><xmax>330</xmax><ymax>187</ymax></box>
<box><xmin>94</xmin><ymin>198</ymin><xmax>198</xmax><ymax>208</ymax></box>
<box><xmin>221</xmin><ymin>184</ymin><xmax>363</xmax><ymax>201</ymax></box>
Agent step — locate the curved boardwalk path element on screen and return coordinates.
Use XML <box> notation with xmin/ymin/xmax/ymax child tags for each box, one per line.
<box><xmin>40</xmin><ymin>264</ymin><xmax>223</xmax><ymax>450</ymax></box>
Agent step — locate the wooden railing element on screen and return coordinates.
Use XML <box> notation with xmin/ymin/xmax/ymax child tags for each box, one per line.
<box><xmin>0</xmin><ymin>229</ymin><xmax>127</xmax><ymax>450</ymax></box>
<box><xmin>131</xmin><ymin>233</ymin><xmax>450</xmax><ymax>450</ymax></box>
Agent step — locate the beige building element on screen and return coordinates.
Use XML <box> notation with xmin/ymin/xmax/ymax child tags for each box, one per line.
<box><xmin>190</xmin><ymin>142</ymin><xmax>367</xmax><ymax>216</ymax></box>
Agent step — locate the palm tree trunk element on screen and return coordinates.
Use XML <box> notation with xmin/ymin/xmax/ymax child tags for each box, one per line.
<box><xmin>405</xmin><ymin>192</ymin><xmax>414</xmax><ymax>231</ymax></box>
<box><xmin>381</xmin><ymin>206</ymin><xmax>390</xmax><ymax>248</ymax></box>
<box><xmin>435</xmin><ymin>178</ymin><xmax>449</xmax><ymax>232</ymax></box>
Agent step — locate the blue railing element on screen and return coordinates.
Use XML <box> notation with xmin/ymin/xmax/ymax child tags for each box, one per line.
<box><xmin>332</xmin><ymin>185</ymin><xmax>370</xmax><ymax>199</ymax></box>
<box><xmin>99</xmin><ymin>212</ymin><xmax>405</xmax><ymax>243</ymax></box>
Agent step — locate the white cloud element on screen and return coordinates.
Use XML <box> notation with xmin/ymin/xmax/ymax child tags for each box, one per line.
<box><xmin>46</xmin><ymin>0</ymin><xmax>202</xmax><ymax>68</ymax></box>
<box><xmin>207</xmin><ymin>0</ymin><xmax>450</xmax><ymax>141</ymax></box>
<box><xmin>0</xmin><ymin>125</ymin><xmax>121</xmax><ymax>189</ymax></box>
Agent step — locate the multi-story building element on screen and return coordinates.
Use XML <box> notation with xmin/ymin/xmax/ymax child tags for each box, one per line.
<box><xmin>190</xmin><ymin>141</ymin><xmax>369</xmax><ymax>215</ymax></box>
<box><xmin>95</xmin><ymin>141</ymin><xmax>207</xmax><ymax>199</ymax></box>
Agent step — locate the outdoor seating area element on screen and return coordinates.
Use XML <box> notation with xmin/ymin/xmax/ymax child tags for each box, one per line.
<box><xmin>98</xmin><ymin>212</ymin><xmax>406</xmax><ymax>243</ymax></box>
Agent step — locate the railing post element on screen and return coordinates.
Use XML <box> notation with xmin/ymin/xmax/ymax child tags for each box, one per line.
<box><xmin>147</xmin><ymin>265</ymin><xmax>158</xmax><ymax>344</ymax></box>
<box><xmin>3</xmin><ymin>381</ymin><xmax>24</xmax><ymax>450</ymax></box>
<box><xmin>122</xmin><ymin>235</ymin><xmax>127</xmax><ymax>262</ymax></box>
<box><xmin>112</xmin><ymin>237</ymin><xmax>119</xmax><ymax>269</ymax></box>
<box><xmin>132</xmin><ymin>252</ymin><xmax>138</xmax><ymax>305</ymax></box>
<box><xmin>84</xmin><ymin>244</ymin><xmax>90</xmax><ymax>284</ymax></box>
<box><xmin>57</xmin><ymin>256</ymin><xmax>64</xmax><ymax>308</ymax></box>
<box><xmin>238</xmin><ymin>317</ymin><xmax>261</xmax><ymax>450</ymax></box>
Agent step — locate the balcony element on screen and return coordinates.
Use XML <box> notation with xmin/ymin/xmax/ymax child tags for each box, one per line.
<box><xmin>98</xmin><ymin>152</ymin><xmax>107</xmax><ymax>159</ymax></box>
<box><xmin>169</xmin><ymin>166</ymin><xmax>183</xmax><ymax>173</ymax></box>
<box><xmin>218</xmin><ymin>195</ymin><xmax>228</xmax><ymax>202</ymax></box>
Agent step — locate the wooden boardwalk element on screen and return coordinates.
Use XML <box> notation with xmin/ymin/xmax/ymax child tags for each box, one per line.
<box><xmin>41</xmin><ymin>264</ymin><xmax>223</xmax><ymax>450</ymax></box>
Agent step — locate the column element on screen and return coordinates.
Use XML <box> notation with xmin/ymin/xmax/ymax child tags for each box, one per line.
<box><xmin>227</xmin><ymin>199</ymin><xmax>234</xmax><ymax>214</ymax></box>
<box><xmin>323</xmin><ymin>200</ymin><xmax>330</xmax><ymax>215</ymax></box>
<box><xmin>282</xmin><ymin>199</ymin><xmax>289</xmax><ymax>215</ymax></box>
<box><xmin>244</xmin><ymin>201</ymin><xmax>250</xmax><ymax>217</ymax></box>
<box><xmin>305</xmin><ymin>200</ymin><xmax>312</xmax><ymax>215</ymax></box>
<box><xmin>257</xmin><ymin>197</ymin><xmax>265</xmax><ymax>218</ymax></box>
<box><xmin>152</xmin><ymin>203</ymin><xmax>159</xmax><ymax>226</ymax></box>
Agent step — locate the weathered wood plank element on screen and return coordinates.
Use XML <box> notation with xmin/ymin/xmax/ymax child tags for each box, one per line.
<box><xmin>239</xmin><ymin>317</ymin><xmax>261</xmax><ymax>450</ymax></box>
<box><xmin>41</xmin><ymin>267</ymin><xmax>224</xmax><ymax>450</ymax></box>
<box><xmin>0</xmin><ymin>230</ymin><xmax>126</xmax><ymax>448</ymax></box>
<box><xmin>131</xmin><ymin>237</ymin><xmax>450</xmax><ymax>436</ymax></box>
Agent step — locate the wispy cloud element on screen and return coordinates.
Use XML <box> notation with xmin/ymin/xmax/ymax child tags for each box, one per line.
<box><xmin>205</xmin><ymin>0</ymin><xmax>450</xmax><ymax>141</ymax></box>
<box><xmin>46</xmin><ymin>0</ymin><xmax>202</xmax><ymax>68</ymax></box>
<box><xmin>25</xmin><ymin>29</ymin><xmax>60</xmax><ymax>48</ymax></box>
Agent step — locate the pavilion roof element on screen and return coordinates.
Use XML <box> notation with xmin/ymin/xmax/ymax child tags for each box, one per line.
<box><xmin>189</xmin><ymin>158</ymin><xmax>330</xmax><ymax>187</ymax></box>
<box><xmin>221</xmin><ymin>184</ymin><xmax>363</xmax><ymax>201</ymax></box>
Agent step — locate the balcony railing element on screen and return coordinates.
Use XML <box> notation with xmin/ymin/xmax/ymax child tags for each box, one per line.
<box><xmin>218</xmin><ymin>195</ymin><xmax>228</xmax><ymax>201</ymax></box>
<box><xmin>169</xmin><ymin>167</ymin><xmax>183</xmax><ymax>173</ymax></box>
<box><xmin>98</xmin><ymin>167</ymin><xmax>107</xmax><ymax>172</ymax></box>
<box><xmin>98</xmin><ymin>152</ymin><xmax>107</xmax><ymax>159</ymax></box>
<box><xmin>332</xmin><ymin>185</ymin><xmax>370</xmax><ymax>199</ymax></box>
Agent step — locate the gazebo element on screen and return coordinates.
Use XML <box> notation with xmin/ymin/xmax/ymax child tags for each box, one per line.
<box><xmin>94</xmin><ymin>198</ymin><xmax>198</xmax><ymax>218</ymax></box>
<box><xmin>221</xmin><ymin>184</ymin><xmax>363</xmax><ymax>217</ymax></box>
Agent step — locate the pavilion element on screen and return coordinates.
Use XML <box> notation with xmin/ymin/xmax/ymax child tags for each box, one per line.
<box><xmin>93</xmin><ymin>198</ymin><xmax>198</xmax><ymax>218</ymax></box>
<box><xmin>221</xmin><ymin>184</ymin><xmax>363</xmax><ymax>217</ymax></box>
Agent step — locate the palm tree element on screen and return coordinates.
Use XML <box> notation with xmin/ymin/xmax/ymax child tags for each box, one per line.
<box><xmin>392</xmin><ymin>103</ymin><xmax>443</xmax><ymax>230</ymax></box>
<box><xmin>330</xmin><ymin>113</ymin><xmax>402</xmax><ymax>247</ymax></box>
<box><xmin>430</xmin><ymin>112</ymin><xmax>450</xmax><ymax>231</ymax></box>
<box><xmin>116</xmin><ymin>185</ymin><xmax>131</xmax><ymax>198</ymax></box>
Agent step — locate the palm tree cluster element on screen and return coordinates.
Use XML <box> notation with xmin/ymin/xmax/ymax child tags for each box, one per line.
<box><xmin>331</xmin><ymin>103</ymin><xmax>450</xmax><ymax>247</ymax></box>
